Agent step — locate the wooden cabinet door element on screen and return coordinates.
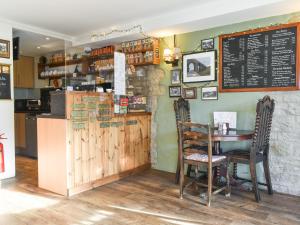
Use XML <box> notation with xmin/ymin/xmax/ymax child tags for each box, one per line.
<box><xmin>15</xmin><ymin>113</ymin><xmax>26</xmax><ymax>149</ymax></box>
<box><xmin>13</xmin><ymin>56</ymin><xmax>34</xmax><ymax>88</ymax></box>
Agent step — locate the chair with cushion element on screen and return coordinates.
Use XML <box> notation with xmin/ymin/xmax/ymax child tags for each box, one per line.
<box><xmin>225</xmin><ymin>95</ymin><xmax>275</xmax><ymax>202</ymax></box>
<box><xmin>178</xmin><ymin>122</ymin><xmax>230</xmax><ymax>206</ymax></box>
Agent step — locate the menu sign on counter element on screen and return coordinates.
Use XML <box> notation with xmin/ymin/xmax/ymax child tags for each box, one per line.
<box><xmin>114</xmin><ymin>52</ymin><xmax>126</xmax><ymax>95</ymax></box>
<box><xmin>219</xmin><ymin>23</ymin><xmax>300</xmax><ymax>92</ymax></box>
<box><xmin>0</xmin><ymin>64</ymin><xmax>11</xmax><ymax>99</ymax></box>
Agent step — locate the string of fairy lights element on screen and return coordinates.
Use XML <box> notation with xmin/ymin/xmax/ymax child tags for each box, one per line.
<box><xmin>91</xmin><ymin>25</ymin><xmax>150</xmax><ymax>41</ymax></box>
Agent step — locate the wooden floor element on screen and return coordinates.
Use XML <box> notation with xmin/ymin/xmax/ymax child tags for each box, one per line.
<box><xmin>0</xmin><ymin>156</ymin><xmax>299</xmax><ymax>225</ymax></box>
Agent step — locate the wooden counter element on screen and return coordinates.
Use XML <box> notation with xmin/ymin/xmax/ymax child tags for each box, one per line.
<box><xmin>37</xmin><ymin>92</ymin><xmax>151</xmax><ymax>196</ymax></box>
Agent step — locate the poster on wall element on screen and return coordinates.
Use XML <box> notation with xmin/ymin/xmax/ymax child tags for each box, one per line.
<box><xmin>114</xmin><ymin>52</ymin><xmax>126</xmax><ymax>95</ymax></box>
<box><xmin>0</xmin><ymin>64</ymin><xmax>11</xmax><ymax>99</ymax></box>
<box><xmin>182</xmin><ymin>50</ymin><xmax>216</xmax><ymax>83</ymax></box>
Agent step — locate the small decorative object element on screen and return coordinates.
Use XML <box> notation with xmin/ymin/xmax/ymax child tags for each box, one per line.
<box><xmin>201</xmin><ymin>38</ymin><xmax>214</xmax><ymax>50</ymax></box>
<box><xmin>171</xmin><ymin>69</ymin><xmax>181</xmax><ymax>85</ymax></box>
<box><xmin>169</xmin><ymin>86</ymin><xmax>181</xmax><ymax>97</ymax></box>
<box><xmin>182</xmin><ymin>51</ymin><xmax>216</xmax><ymax>83</ymax></box>
<box><xmin>201</xmin><ymin>86</ymin><xmax>218</xmax><ymax>100</ymax></box>
<box><xmin>0</xmin><ymin>39</ymin><xmax>10</xmax><ymax>58</ymax></box>
<box><xmin>183</xmin><ymin>87</ymin><xmax>197</xmax><ymax>99</ymax></box>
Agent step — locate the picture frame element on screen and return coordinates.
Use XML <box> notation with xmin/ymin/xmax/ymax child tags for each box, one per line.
<box><xmin>171</xmin><ymin>69</ymin><xmax>181</xmax><ymax>85</ymax></box>
<box><xmin>201</xmin><ymin>86</ymin><xmax>218</xmax><ymax>100</ymax></box>
<box><xmin>0</xmin><ymin>63</ymin><xmax>11</xmax><ymax>99</ymax></box>
<box><xmin>0</xmin><ymin>39</ymin><xmax>10</xmax><ymax>58</ymax></box>
<box><xmin>182</xmin><ymin>50</ymin><xmax>216</xmax><ymax>83</ymax></box>
<box><xmin>169</xmin><ymin>86</ymin><xmax>181</xmax><ymax>97</ymax></box>
<box><xmin>201</xmin><ymin>38</ymin><xmax>214</xmax><ymax>50</ymax></box>
<box><xmin>183</xmin><ymin>87</ymin><xmax>197</xmax><ymax>99</ymax></box>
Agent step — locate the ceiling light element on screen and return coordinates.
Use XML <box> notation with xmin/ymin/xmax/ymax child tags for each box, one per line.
<box><xmin>37</xmin><ymin>46</ymin><xmax>41</xmax><ymax>49</ymax></box>
<box><xmin>45</xmin><ymin>37</ymin><xmax>50</xmax><ymax>40</ymax></box>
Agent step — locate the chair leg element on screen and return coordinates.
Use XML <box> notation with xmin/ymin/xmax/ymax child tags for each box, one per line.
<box><xmin>187</xmin><ymin>165</ymin><xmax>192</xmax><ymax>178</ymax></box>
<box><xmin>249</xmin><ymin>162</ymin><xmax>261</xmax><ymax>202</ymax></box>
<box><xmin>179</xmin><ymin>161</ymin><xmax>184</xmax><ymax>199</ymax></box>
<box><xmin>225</xmin><ymin>160</ymin><xmax>231</xmax><ymax>197</ymax></box>
<box><xmin>207</xmin><ymin>166</ymin><xmax>212</xmax><ymax>206</ymax></box>
<box><xmin>263</xmin><ymin>157</ymin><xmax>273</xmax><ymax>195</ymax></box>
<box><xmin>175</xmin><ymin>156</ymin><xmax>180</xmax><ymax>184</ymax></box>
<box><xmin>233</xmin><ymin>163</ymin><xmax>238</xmax><ymax>179</ymax></box>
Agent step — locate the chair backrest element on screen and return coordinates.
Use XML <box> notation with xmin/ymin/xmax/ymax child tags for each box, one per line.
<box><xmin>174</xmin><ymin>97</ymin><xmax>191</xmax><ymax>123</ymax></box>
<box><xmin>252</xmin><ymin>95</ymin><xmax>275</xmax><ymax>155</ymax></box>
<box><xmin>174</xmin><ymin>97</ymin><xmax>191</xmax><ymax>133</ymax></box>
<box><xmin>178</xmin><ymin>122</ymin><xmax>212</xmax><ymax>163</ymax></box>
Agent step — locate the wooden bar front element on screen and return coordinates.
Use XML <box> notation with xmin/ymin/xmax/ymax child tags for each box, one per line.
<box><xmin>38</xmin><ymin>92</ymin><xmax>151</xmax><ymax>196</ymax></box>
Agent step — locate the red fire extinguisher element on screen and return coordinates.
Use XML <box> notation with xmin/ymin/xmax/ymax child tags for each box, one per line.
<box><xmin>0</xmin><ymin>133</ymin><xmax>6</xmax><ymax>173</ymax></box>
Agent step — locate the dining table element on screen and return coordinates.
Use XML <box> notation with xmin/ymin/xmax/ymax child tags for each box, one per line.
<box><xmin>212</xmin><ymin>129</ymin><xmax>254</xmax><ymax>154</ymax></box>
<box><xmin>211</xmin><ymin>129</ymin><xmax>254</xmax><ymax>181</ymax></box>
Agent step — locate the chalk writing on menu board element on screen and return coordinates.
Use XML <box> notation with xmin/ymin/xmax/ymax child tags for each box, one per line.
<box><xmin>219</xmin><ymin>23</ymin><xmax>299</xmax><ymax>92</ymax></box>
<box><xmin>0</xmin><ymin>64</ymin><xmax>11</xmax><ymax>99</ymax></box>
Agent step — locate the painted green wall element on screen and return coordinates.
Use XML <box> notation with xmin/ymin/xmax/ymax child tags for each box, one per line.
<box><xmin>154</xmin><ymin>12</ymin><xmax>300</xmax><ymax>180</ymax></box>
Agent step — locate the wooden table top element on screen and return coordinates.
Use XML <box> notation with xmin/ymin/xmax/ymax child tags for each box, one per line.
<box><xmin>212</xmin><ymin>129</ymin><xmax>254</xmax><ymax>142</ymax></box>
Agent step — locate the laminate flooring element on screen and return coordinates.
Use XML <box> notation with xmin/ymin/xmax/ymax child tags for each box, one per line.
<box><xmin>0</xmin><ymin>156</ymin><xmax>299</xmax><ymax>225</ymax></box>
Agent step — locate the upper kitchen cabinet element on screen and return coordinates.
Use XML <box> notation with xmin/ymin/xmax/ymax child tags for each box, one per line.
<box><xmin>14</xmin><ymin>55</ymin><xmax>34</xmax><ymax>88</ymax></box>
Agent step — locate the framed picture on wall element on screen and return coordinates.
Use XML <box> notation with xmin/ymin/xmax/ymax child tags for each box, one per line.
<box><xmin>171</xmin><ymin>69</ymin><xmax>181</xmax><ymax>85</ymax></box>
<box><xmin>0</xmin><ymin>64</ymin><xmax>11</xmax><ymax>99</ymax></box>
<box><xmin>182</xmin><ymin>50</ymin><xmax>216</xmax><ymax>83</ymax></box>
<box><xmin>201</xmin><ymin>86</ymin><xmax>218</xmax><ymax>100</ymax></box>
<box><xmin>0</xmin><ymin>39</ymin><xmax>10</xmax><ymax>58</ymax></box>
<box><xmin>182</xmin><ymin>87</ymin><xmax>197</xmax><ymax>99</ymax></box>
<box><xmin>169</xmin><ymin>86</ymin><xmax>181</xmax><ymax>97</ymax></box>
<box><xmin>201</xmin><ymin>38</ymin><xmax>214</xmax><ymax>50</ymax></box>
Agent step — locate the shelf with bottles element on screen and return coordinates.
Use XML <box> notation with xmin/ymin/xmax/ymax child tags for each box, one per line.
<box><xmin>121</xmin><ymin>38</ymin><xmax>160</xmax><ymax>66</ymax></box>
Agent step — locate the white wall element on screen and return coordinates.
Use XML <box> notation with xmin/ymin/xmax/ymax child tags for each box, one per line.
<box><xmin>0</xmin><ymin>22</ymin><xmax>15</xmax><ymax>179</ymax></box>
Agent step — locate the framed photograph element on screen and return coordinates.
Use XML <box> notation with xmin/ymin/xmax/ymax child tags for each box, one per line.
<box><xmin>171</xmin><ymin>69</ymin><xmax>181</xmax><ymax>85</ymax></box>
<box><xmin>169</xmin><ymin>86</ymin><xmax>181</xmax><ymax>97</ymax></box>
<box><xmin>182</xmin><ymin>51</ymin><xmax>216</xmax><ymax>83</ymax></box>
<box><xmin>183</xmin><ymin>87</ymin><xmax>197</xmax><ymax>99</ymax></box>
<box><xmin>0</xmin><ymin>39</ymin><xmax>10</xmax><ymax>58</ymax></box>
<box><xmin>201</xmin><ymin>86</ymin><xmax>218</xmax><ymax>100</ymax></box>
<box><xmin>201</xmin><ymin>38</ymin><xmax>214</xmax><ymax>50</ymax></box>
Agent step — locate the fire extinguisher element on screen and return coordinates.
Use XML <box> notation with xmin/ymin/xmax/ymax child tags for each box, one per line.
<box><xmin>0</xmin><ymin>133</ymin><xmax>6</xmax><ymax>173</ymax></box>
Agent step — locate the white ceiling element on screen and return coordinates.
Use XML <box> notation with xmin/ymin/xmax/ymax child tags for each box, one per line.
<box><xmin>2</xmin><ymin>0</ymin><xmax>300</xmax><ymax>54</ymax></box>
<box><xmin>13</xmin><ymin>29</ymin><xmax>66</xmax><ymax>57</ymax></box>
<box><xmin>1</xmin><ymin>0</ymin><xmax>206</xmax><ymax>37</ymax></box>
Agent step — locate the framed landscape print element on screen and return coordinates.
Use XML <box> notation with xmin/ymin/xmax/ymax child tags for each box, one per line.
<box><xmin>201</xmin><ymin>86</ymin><xmax>218</xmax><ymax>100</ymax></box>
<box><xmin>0</xmin><ymin>39</ymin><xmax>10</xmax><ymax>58</ymax></box>
<box><xmin>183</xmin><ymin>87</ymin><xmax>197</xmax><ymax>99</ymax></box>
<box><xmin>201</xmin><ymin>38</ymin><xmax>214</xmax><ymax>50</ymax></box>
<box><xmin>169</xmin><ymin>86</ymin><xmax>181</xmax><ymax>97</ymax></box>
<box><xmin>171</xmin><ymin>69</ymin><xmax>181</xmax><ymax>85</ymax></box>
<box><xmin>182</xmin><ymin>51</ymin><xmax>216</xmax><ymax>83</ymax></box>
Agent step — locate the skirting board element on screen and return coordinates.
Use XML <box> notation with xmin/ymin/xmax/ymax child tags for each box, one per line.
<box><xmin>67</xmin><ymin>163</ymin><xmax>151</xmax><ymax>196</ymax></box>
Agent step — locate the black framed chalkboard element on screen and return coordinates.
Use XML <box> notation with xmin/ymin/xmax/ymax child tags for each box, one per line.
<box><xmin>219</xmin><ymin>23</ymin><xmax>300</xmax><ymax>92</ymax></box>
<box><xmin>0</xmin><ymin>64</ymin><xmax>11</xmax><ymax>99</ymax></box>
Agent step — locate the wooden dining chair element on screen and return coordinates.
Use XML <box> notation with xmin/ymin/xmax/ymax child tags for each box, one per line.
<box><xmin>225</xmin><ymin>95</ymin><xmax>275</xmax><ymax>202</ymax></box>
<box><xmin>178</xmin><ymin>122</ymin><xmax>230</xmax><ymax>206</ymax></box>
<box><xmin>174</xmin><ymin>97</ymin><xmax>192</xmax><ymax>184</ymax></box>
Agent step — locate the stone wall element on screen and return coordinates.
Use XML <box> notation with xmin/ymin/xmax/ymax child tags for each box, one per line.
<box><xmin>269</xmin><ymin>92</ymin><xmax>300</xmax><ymax>196</ymax></box>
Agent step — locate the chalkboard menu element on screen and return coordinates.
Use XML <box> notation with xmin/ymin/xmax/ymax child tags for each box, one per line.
<box><xmin>0</xmin><ymin>64</ymin><xmax>11</xmax><ymax>99</ymax></box>
<box><xmin>219</xmin><ymin>23</ymin><xmax>300</xmax><ymax>92</ymax></box>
